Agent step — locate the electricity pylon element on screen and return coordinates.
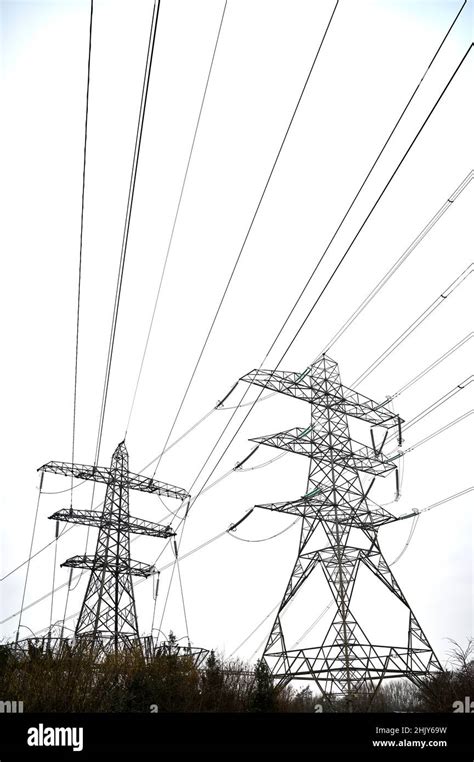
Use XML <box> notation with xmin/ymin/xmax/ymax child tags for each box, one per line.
<box><xmin>241</xmin><ymin>354</ymin><xmax>441</xmax><ymax>706</ymax></box>
<box><xmin>39</xmin><ymin>441</ymin><xmax>188</xmax><ymax>652</ymax></box>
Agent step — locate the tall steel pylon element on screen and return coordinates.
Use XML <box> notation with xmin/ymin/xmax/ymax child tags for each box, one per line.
<box><xmin>39</xmin><ymin>441</ymin><xmax>188</xmax><ymax>652</ymax></box>
<box><xmin>241</xmin><ymin>354</ymin><xmax>441</xmax><ymax>705</ymax></box>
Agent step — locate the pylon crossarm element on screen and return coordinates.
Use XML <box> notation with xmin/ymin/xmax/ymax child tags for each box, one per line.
<box><xmin>251</xmin><ymin>428</ymin><xmax>396</xmax><ymax>475</ymax></box>
<box><xmin>39</xmin><ymin>461</ymin><xmax>110</xmax><ymax>483</ymax></box>
<box><xmin>255</xmin><ymin>489</ymin><xmax>330</xmax><ymax>515</ymax></box>
<box><xmin>49</xmin><ymin>508</ymin><xmax>175</xmax><ymax>538</ymax></box>
<box><xmin>241</xmin><ymin>368</ymin><xmax>403</xmax><ymax>431</ymax></box>
<box><xmin>256</xmin><ymin>498</ymin><xmax>310</xmax><ymax>516</ymax></box>
<box><xmin>61</xmin><ymin>554</ymin><xmax>154</xmax><ymax>577</ymax></box>
<box><xmin>240</xmin><ymin>368</ymin><xmax>313</xmax><ymax>401</ymax></box>
<box><xmin>126</xmin><ymin>471</ymin><xmax>188</xmax><ymax>499</ymax></box>
<box><xmin>336</xmin><ymin>385</ymin><xmax>401</xmax><ymax>427</ymax></box>
<box><xmin>39</xmin><ymin>460</ymin><xmax>188</xmax><ymax>500</ymax></box>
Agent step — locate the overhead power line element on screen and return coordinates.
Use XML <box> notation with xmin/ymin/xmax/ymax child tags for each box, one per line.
<box><xmin>266</xmin><ymin>2</ymin><xmax>468</xmax><ymax>369</ymax></box>
<box><xmin>4</xmin><ymin>418</ymin><xmax>471</xmax><ymax>633</ymax></box>
<box><xmin>322</xmin><ymin>170</ymin><xmax>474</xmax><ymax>355</ymax></box>
<box><xmin>71</xmin><ymin>0</ymin><xmax>94</xmax><ymax>508</ymax></box>
<box><xmin>396</xmin><ymin>485</ymin><xmax>474</xmax><ymax>521</ymax></box>
<box><xmin>151</xmin><ymin>2</ymin><xmax>468</xmax><ymax>487</ymax></box>
<box><xmin>4</xmin><ymin>8</ymin><xmax>472</xmax><ymax>640</ymax></box>
<box><xmin>389</xmin><ymin>332</ymin><xmax>474</xmax><ymax>400</ymax></box>
<box><xmin>94</xmin><ymin>0</ymin><xmax>161</xmax><ymax>466</ymax></box>
<box><xmin>390</xmin><ymin>409</ymin><xmax>474</xmax><ymax>460</ymax></box>
<box><xmin>124</xmin><ymin>0</ymin><xmax>228</xmax><ymax>438</ymax></box>
<box><xmin>387</xmin><ymin>375</ymin><xmax>474</xmax><ymax>444</ymax></box>
<box><xmin>71</xmin><ymin>0</ymin><xmax>163</xmax><ymax>599</ymax></box>
<box><xmin>352</xmin><ymin>263</ymin><xmax>473</xmax><ymax>387</ymax></box>
<box><xmin>150</xmin><ymin>0</ymin><xmax>340</xmax><ymax>480</ymax></box>
<box><xmin>216</xmin><ymin>172</ymin><xmax>473</xmax><ymax>413</ymax></box>
<box><xmin>185</xmin><ymin>45</ymin><xmax>474</xmax><ymax>520</ymax></box>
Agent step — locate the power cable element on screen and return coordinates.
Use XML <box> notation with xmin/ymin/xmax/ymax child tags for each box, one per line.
<box><xmin>16</xmin><ymin>22</ymin><xmax>467</xmax><ymax>598</ymax></box>
<box><xmin>49</xmin><ymin>522</ymin><xmax>59</xmax><ymax>631</ymax></box>
<box><xmin>70</xmin><ymin>0</ymin><xmax>94</xmax><ymax>509</ymax></box>
<box><xmin>5</xmin><ymin>10</ymin><xmax>470</xmax><ymax>641</ymax></box>
<box><xmin>15</xmin><ymin>474</ymin><xmax>43</xmax><ymax>640</ymax></box>
<box><xmin>229</xmin><ymin>482</ymin><xmax>473</xmax><ymax>659</ymax></box>
<box><xmin>322</xmin><ymin>170</ymin><xmax>473</xmax><ymax>355</ymax></box>
<box><xmin>153</xmin><ymin>2</ymin><xmax>468</xmax><ymax>484</ymax></box>
<box><xmin>0</xmin><ymin>408</ymin><xmax>213</xmax><ymax>584</ymax></box>
<box><xmin>184</xmin><ymin>44</ymin><xmax>474</xmax><ymax>527</ymax></box>
<box><xmin>395</xmin><ymin>485</ymin><xmax>474</xmax><ymax>522</ymax></box>
<box><xmin>6</xmin><ymin>339</ymin><xmax>467</xmax><ymax>589</ymax></box>
<box><xmin>390</xmin><ymin>332</ymin><xmax>474</xmax><ymax>400</ymax></box>
<box><xmin>389</xmin><ymin>514</ymin><xmax>420</xmax><ymax>565</ymax></box>
<box><xmin>150</xmin><ymin>0</ymin><xmax>340</xmax><ymax>480</ymax></box>
<box><xmin>388</xmin><ymin>409</ymin><xmax>474</xmax><ymax>460</ymax></box>
<box><xmin>228</xmin><ymin>516</ymin><xmax>299</xmax><ymax>543</ymax></box>
<box><xmin>215</xmin><ymin>172</ymin><xmax>473</xmax><ymax>414</ymax></box>
<box><xmin>5</xmin><ymin>471</ymin><xmax>471</xmax><ymax>634</ymax></box>
<box><xmin>386</xmin><ymin>375</ymin><xmax>474</xmax><ymax>444</ymax></box>
<box><xmin>94</xmin><ymin>0</ymin><xmax>161</xmax><ymax>466</ymax></box>
<box><xmin>352</xmin><ymin>263</ymin><xmax>473</xmax><ymax>387</ymax></box>
<box><xmin>150</xmin><ymin>0</ymin><xmax>341</xmax><ymax>633</ymax></box>
<box><xmin>125</xmin><ymin>0</ymin><xmax>228</xmax><ymax>438</ymax></box>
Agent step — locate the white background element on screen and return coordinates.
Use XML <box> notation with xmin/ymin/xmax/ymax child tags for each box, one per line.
<box><xmin>0</xmin><ymin>0</ymin><xmax>472</xmax><ymax>668</ymax></box>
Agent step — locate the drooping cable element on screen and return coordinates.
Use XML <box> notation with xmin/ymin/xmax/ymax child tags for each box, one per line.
<box><xmin>49</xmin><ymin>522</ymin><xmax>59</xmax><ymax>632</ymax></box>
<box><xmin>175</xmin><ymin>554</ymin><xmax>190</xmax><ymax>644</ymax></box>
<box><xmin>61</xmin><ymin>569</ymin><xmax>73</xmax><ymax>638</ymax></box>
<box><xmin>5</xmin><ymin>353</ymin><xmax>468</xmax><ymax>590</ymax></box>
<box><xmin>15</xmin><ymin>473</ymin><xmax>43</xmax><ymax>640</ymax></box>
<box><xmin>6</xmin><ymin>473</ymin><xmax>471</xmax><ymax>632</ymax></box>
<box><xmin>0</xmin><ymin>408</ymin><xmax>214</xmax><ymax>584</ymax></box>
<box><xmin>228</xmin><ymin>517</ymin><xmax>299</xmax><ymax>542</ymax></box>
<box><xmin>389</xmin><ymin>514</ymin><xmax>420</xmax><ymax>565</ymax></box>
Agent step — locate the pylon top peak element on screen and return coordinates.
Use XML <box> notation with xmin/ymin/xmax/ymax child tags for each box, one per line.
<box><xmin>309</xmin><ymin>353</ymin><xmax>339</xmax><ymax>370</ymax></box>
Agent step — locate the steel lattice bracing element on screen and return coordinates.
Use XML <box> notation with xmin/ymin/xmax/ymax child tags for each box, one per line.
<box><xmin>40</xmin><ymin>441</ymin><xmax>187</xmax><ymax>653</ymax></box>
<box><xmin>241</xmin><ymin>354</ymin><xmax>441</xmax><ymax>706</ymax></box>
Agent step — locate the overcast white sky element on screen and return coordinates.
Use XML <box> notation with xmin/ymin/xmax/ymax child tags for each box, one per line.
<box><xmin>0</xmin><ymin>0</ymin><xmax>472</xmax><ymax>671</ymax></box>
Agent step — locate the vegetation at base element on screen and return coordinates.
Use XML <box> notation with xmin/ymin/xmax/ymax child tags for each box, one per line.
<box><xmin>0</xmin><ymin>635</ymin><xmax>472</xmax><ymax>713</ymax></box>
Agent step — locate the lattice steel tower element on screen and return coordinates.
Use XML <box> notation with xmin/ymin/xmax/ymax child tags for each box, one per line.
<box><xmin>39</xmin><ymin>441</ymin><xmax>188</xmax><ymax>652</ymax></box>
<box><xmin>241</xmin><ymin>354</ymin><xmax>441</xmax><ymax>705</ymax></box>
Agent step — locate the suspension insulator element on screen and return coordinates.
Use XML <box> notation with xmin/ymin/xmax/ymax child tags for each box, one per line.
<box><xmin>154</xmin><ymin>572</ymin><xmax>160</xmax><ymax>600</ymax></box>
